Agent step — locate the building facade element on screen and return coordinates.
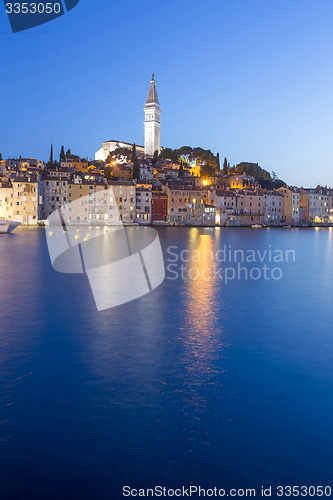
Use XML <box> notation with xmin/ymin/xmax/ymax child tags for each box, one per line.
<box><xmin>278</xmin><ymin>187</ymin><xmax>300</xmax><ymax>225</ymax></box>
<box><xmin>41</xmin><ymin>176</ymin><xmax>68</xmax><ymax>219</ymax></box>
<box><xmin>151</xmin><ymin>192</ymin><xmax>168</xmax><ymax>222</ymax></box>
<box><xmin>12</xmin><ymin>175</ymin><xmax>41</xmax><ymax>224</ymax></box>
<box><xmin>135</xmin><ymin>186</ymin><xmax>152</xmax><ymax>224</ymax></box>
<box><xmin>107</xmin><ymin>181</ymin><xmax>136</xmax><ymax>224</ymax></box>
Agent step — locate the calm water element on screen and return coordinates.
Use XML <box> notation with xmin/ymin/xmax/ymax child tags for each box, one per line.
<box><xmin>0</xmin><ymin>227</ymin><xmax>333</xmax><ymax>499</ymax></box>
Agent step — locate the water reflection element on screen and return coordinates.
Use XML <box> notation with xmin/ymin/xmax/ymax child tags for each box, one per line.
<box><xmin>179</xmin><ymin>232</ymin><xmax>227</xmax><ymax>411</ymax></box>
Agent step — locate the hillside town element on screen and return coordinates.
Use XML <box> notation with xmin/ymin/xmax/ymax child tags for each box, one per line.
<box><xmin>0</xmin><ymin>149</ymin><xmax>332</xmax><ymax>227</ymax></box>
<box><xmin>0</xmin><ymin>75</ymin><xmax>332</xmax><ymax>228</ymax></box>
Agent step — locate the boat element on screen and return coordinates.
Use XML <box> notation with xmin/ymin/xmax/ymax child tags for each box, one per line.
<box><xmin>0</xmin><ymin>220</ymin><xmax>21</xmax><ymax>234</ymax></box>
<box><xmin>251</xmin><ymin>224</ymin><xmax>262</xmax><ymax>228</ymax></box>
<box><xmin>37</xmin><ymin>219</ymin><xmax>50</xmax><ymax>227</ymax></box>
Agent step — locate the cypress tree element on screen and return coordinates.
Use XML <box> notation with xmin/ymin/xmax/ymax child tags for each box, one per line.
<box><xmin>178</xmin><ymin>162</ymin><xmax>184</xmax><ymax>178</ymax></box>
<box><xmin>60</xmin><ymin>145</ymin><xmax>65</xmax><ymax>161</ymax></box>
<box><xmin>66</xmin><ymin>148</ymin><xmax>72</xmax><ymax>159</ymax></box>
<box><xmin>132</xmin><ymin>143</ymin><xmax>140</xmax><ymax>180</ymax></box>
<box><xmin>217</xmin><ymin>152</ymin><xmax>220</xmax><ymax>171</ymax></box>
<box><xmin>133</xmin><ymin>160</ymin><xmax>140</xmax><ymax>180</ymax></box>
<box><xmin>223</xmin><ymin>157</ymin><xmax>228</xmax><ymax>175</ymax></box>
<box><xmin>48</xmin><ymin>144</ymin><xmax>54</xmax><ymax>168</ymax></box>
<box><xmin>131</xmin><ymin>143</ymin><xmax>137</xmax><ymax>163</ymax></box>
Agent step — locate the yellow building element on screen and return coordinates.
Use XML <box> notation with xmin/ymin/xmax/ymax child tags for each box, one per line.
<box><xmin>277</xmin><ymin>186</ymin><xmax>300</xmax><ymax>225</ymax></box>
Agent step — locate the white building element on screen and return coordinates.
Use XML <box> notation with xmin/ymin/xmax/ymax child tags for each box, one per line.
<box><xmin>107</xmin><ymin>181</ymin><xmax>136</xmax><ymax>224</ymax></box>
<box><xmin>208</xmin><ymin>189</ymin><xmax>237</xmax><ymax>225</ymax></box>
<box><xmin>309</xmin><ymin>188</ymin><xmax>330</xmax><ymax>222</ymax></box>
<box><xmin>95</xmin><ymin>140</ymin><xmax>144</xmax><ymax>162</ymax></box>
<box><xmin>144</xmin><ymin>74</ymin><xmax>161</xmax><ymax>157</ymax></box>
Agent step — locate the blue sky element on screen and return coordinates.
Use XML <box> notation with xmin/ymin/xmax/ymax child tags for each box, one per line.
<box><xmin>0</xmin><ymin>0</ymin><xmax>332</xmax><ymax>186</ymax></box>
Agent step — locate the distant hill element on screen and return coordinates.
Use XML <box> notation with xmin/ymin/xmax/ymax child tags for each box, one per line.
<box><xmin>230</xmin><ymin>162</ymin><xmax>286</xmax><ymax>189</ymax></box>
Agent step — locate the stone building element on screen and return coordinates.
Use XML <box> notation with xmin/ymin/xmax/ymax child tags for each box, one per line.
<box><xmin>11</xmin><ymin>175</ymin><xmax>41</xmax><ymax>224</ymax></box>
<box><xmin>41</xmin><ymin>175</ymin><xmax>68</xmax><ymax>219</ymax></box>
<box><xmin>135</xmin><ymin>185</ymin><xmax>152</xmax><ymax>224</ymax></box>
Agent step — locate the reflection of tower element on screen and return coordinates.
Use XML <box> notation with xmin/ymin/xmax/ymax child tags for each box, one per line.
<box><xmin>144</xmin><ymin>73</ymin><xmax>161</xmax><ymax>157</ymax></box>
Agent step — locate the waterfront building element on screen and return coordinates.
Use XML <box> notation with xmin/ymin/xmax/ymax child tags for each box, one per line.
<box><xmin>40</xmin><ymin>175</ymin><xmax>68</xmax><ymax>219</ymax></box>
<box><xmin>236</xmin><ymin>190</ymin><xmax>264</xmax><ymax>225</ymax></box>
<box><xmin>65</xmin><ymin>180</ymin><xmax>107</xmax><ymax>224</ymax></box>
<box><xmin>300</xmin><ymin>187</ymin><xmax>330</xmax><ymax>223</ymax></box>
<box><xmin>278</xmin><ymin>186</ymin><xmax>300</xmax><ymax>225</ymax></box>
<box><xmin>11</xmin><ymin>175</ymin><xmax>41</xmax><ymax>224</ymax></box>
<box><xmin>263</xmin><ymin>191</ymin><xmax>284</xmax><ymax>225</ymax></box>
<box><xmin>107</xmin><ymin>181</ymin><xmax>136</xmax><ymax>223</ymax></box>
<box><xmin>164</xmin><ymin>183</ymin><xmax>207</xmax><ymax>224</ymax></box>
<box><xmin>135</xmin><ymin>186</ymin><xmax>152</xmax><ymax>224</ymax></box>
<box><xmin>151</xmin><ymin>191</ymin><xmax>168</xmax><ymax>223</ymax></box>
<box><xmin>208</xmin><ymin>189</ymin><xmax>237</xmax><ymax>225</ymax></box>
<box><xmin>299</xmin><ymin>206</ymin><xmax>307</xmax><ymax>223</ymax></box>
<box><xmin>0</xmin><ymin>180</ymin><xmax>14</xmax><ymax>219</ymax></box>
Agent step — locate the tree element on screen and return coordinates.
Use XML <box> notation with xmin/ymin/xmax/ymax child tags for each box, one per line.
<box><xmin>159</xmin><ymin>147</ymin><xmax>179</xmax><ymax>162</ymax></box>
<box><xmin>217</xmin><ymin>152</ymin><xmax>220</xmax><ymax>171</ymax></box>
<box><xmin>133</xmin><ymin>161</ymin><xmax>140</xmax><ymax>180</ymax></box>
<box><xmin>107</xmin><ymin>147</ymin><xmax>132</xmax><ymax>163</ymax></box>
<box><xmin>272</xmin><ymin>171</ymin><xmax>278</xmax><ymax>181</ymax></box>
<box><xmin>104</xmin><ymin>166</ymin><xmax>113</xmax><ymax>180</ymax></box>
<box><xmin>200</xmin><ymin>164</ymin><xmax>215</xmax><ymax>177</ymax></box>
<box><xmin>60</xmin><ymin>145</ymin><xmax>65</xmax><ymax>161</ymax></box>
<box><xmin>178</xmin><ymin>162</ymin><xmax>184</xmax><ymax>178</ymax></box>
<box><xmin>223</xmin><ymin>157</ymin><xmax>228</xmax><ymax>175</ymax></box>
<box><xmin>47</xmin><ymin>144</ymin><xmax>54</xmax><ymax>168</ymax></box>
<box><xmin>65</xmin><ymin>149</ymin><xmax>72</xmax><ymax>159</ymax></box>
<box><xmin>152</xmin><ymin>150</ymin><xmax>159</xmax><ymax>165</ymax></box>
<box><xmin>132</xmin><ymin>143</ymin><xmax>140</xmax><ymax>180</ymax></box>
<box><xmin>131</xmin><ymin>143</ymin><xmax>137</xmax><ymax>163</ymax></box>
<box><xmin>0</xmin><ymin>153</ymin><xmax>2</xmax><ymax>161</ymax></box>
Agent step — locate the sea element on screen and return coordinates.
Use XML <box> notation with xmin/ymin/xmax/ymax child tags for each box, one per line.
<box><xmin>0</xmin><ymin>227</ymin><xmax>333</xmax><ymax>499</ymax></box>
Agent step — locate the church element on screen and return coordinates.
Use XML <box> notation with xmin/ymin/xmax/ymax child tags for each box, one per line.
<box><xmin>95</xmin><ymin>74</ymin><xmax>161</xmax><ymax>161</ymax></box>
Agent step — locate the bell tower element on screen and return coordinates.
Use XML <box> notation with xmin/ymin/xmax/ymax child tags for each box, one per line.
<box><xmin>144</xmin><ymin>74</ymin><xmax>161</xmax><ymax>157</ymax></box>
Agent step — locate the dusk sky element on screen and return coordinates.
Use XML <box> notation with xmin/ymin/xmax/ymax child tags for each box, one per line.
<box><xmin>1</xmin><ymin>0</ymin><xmax>332</xmax><ymax>186</ymax></box>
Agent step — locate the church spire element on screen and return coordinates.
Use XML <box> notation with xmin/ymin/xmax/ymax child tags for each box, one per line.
<box><xmin>146</xmin><ymin>73</ymin><xmax>159</xmax><ymax>105</ymax></box>
<box><xmin>144</xmin><ymin>74</ymin><xmax>161</xmax><ymax>156</ymax></box>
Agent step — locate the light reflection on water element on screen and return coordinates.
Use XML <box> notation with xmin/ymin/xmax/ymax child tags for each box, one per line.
<box><xmin>178</xmin><ymin>233</ymin><xmax>227</xmax><ymax>412</ymax></box>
